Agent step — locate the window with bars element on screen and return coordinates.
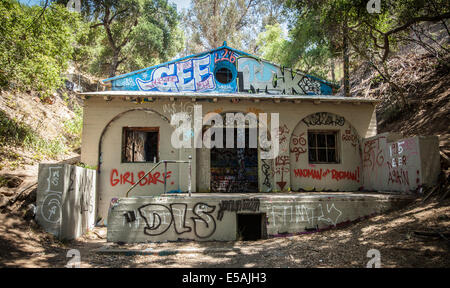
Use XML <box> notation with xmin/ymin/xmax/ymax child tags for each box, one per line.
<box><xmin>307</xmin><ymin>131</ymin><xmax>339</xmax><ymax>163</ymax></box>
<box><xmin>122</xmin><ymin>127</ymin><xmax>159</xmax><ymax>163</ymax></box>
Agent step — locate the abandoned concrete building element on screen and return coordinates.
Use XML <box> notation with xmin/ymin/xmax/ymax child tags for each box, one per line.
<box><xmin>35</xmin><ymin>43</ymin><xmax>440</xmax><ymax>242</ymax></box>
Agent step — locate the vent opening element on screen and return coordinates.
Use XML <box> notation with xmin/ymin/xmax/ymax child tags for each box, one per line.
<box><xmin>215</xmin><ymin>67</ymin><xmax>233</xmax><ymax>84</ymax></box>
<box><xmin>237</xmin><ymin>213</ymin><xmax>266</xmax><ymax>241</ymax></box>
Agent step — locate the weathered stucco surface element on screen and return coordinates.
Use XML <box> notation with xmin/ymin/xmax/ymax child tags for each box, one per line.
<box><xmin>81</xmin><ymin>97</ymin><xmax>378</xmax><ymax>221</ymax></box>
<box><xmin>36</xmin><ymin>164</ymin><xmax>96</xmax><ymax>240</ymax></box>
<box><xmin>362</xmin><ymin>134</ymin><xmax>440</xmax><ymax>192</ymax></box>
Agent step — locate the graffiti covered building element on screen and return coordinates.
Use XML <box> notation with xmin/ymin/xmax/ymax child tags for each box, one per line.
<box><xmin>79</xmin><ymin>43</ymin><xmax>439</xmax><ymax>242</ymax></box>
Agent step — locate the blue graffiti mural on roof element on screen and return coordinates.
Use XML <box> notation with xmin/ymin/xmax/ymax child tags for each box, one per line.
<box><xmin>135</xmin><ymin>55</ymin><xmax>215</xmax><ymax>92</ymax></box>
<box><xmin>106</xmin><ymin>46</ymin><xmax>334</xmax><ymax>95</ymax></box>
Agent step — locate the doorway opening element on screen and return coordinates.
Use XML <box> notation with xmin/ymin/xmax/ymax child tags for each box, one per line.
<box><xmin>210</xmin><ymin>128</ymin><xmax>258</xmax><ymax>193</ymax></box>
<box><xmin>237</xmin><ymin>213</ymin><xmax>266</xmax><ymax>241</ymax></box>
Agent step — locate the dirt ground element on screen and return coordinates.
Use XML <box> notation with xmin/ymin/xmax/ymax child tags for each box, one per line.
<box><xmin>0</xmin><ymin>196</ymin><xmax>449</xmax><ymax>268</ymax></box>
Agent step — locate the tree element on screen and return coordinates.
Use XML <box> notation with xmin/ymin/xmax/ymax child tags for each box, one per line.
<box><xmin>182</xmin><ymin>0</ymin><xmax>264</xmax><ymax>54</ymax></box>
<box><xmin>0</xmin><ymin>0</ymin><xmax>82</xmax><ymax>95</ymax></box>
<box><xmin>83</xmin><ymin>0</ymin><xmax>183</xmax><ymax>77</ymax></box>
<box><xmin>282</xmin><ymin>0</ymin><xmax>450</xmax><ymax>104</ymax></box>
<box><xmin>254</xmin><ymin>23</ymin><xmax>287</xmax><ymax>64</ymax></box>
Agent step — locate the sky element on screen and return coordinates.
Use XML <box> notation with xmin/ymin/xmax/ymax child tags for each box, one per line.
<box><xmin>18</xmin><ymin>0</ymin><xmax>191</xmax><ymax>13</ymax></box>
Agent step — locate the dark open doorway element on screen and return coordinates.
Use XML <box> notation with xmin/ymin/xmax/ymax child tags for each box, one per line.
<box><xmin>237</xmin><ymin>213</ymin><xmax>266</xmax><ymax>241</ymax></box>
<box><xmin>210</xmin><ymin>128</ymin><xmax>258</xmax><ymax>193</ymax></box>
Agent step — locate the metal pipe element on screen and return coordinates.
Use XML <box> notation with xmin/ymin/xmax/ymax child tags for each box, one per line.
<box><xmin>125</xmin><ymin>162</ymin><xmax>162</xmax><ymax>197</ymax></box>
<box><xmin>188</xmin><ymin>155</ymin><xmax>192</xmax><ymax>197</ymax></box>
<box><xmin>164</xmin><ymin>161</ymin><xmax>167</xmax><ymax>194</ymax></box>
<box><xmin>125</xmin><ymin>159</ymin><xmax>192</xmax><ymax>198</ymax></box>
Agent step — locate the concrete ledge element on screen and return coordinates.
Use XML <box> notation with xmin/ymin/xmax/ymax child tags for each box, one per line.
<box><xmin>107</xmin><ymin>192</ymin><xmax>416</xmax><ymax>243</ymax></box>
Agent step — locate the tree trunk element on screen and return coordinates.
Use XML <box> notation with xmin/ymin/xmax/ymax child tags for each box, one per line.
<box><xmin>343</xmin><ymin>20</ymin><xmax>350</xmax><ymax>97</ymax></box>
<box><xmin>109</xmin><ymin>52</ymin><xmax>120</xmax><ymax>77</ymax></box>
<box><xmin>331</xmin><ymin>58</ymin><xmax>336</xmax><ymax>83</ymax></box>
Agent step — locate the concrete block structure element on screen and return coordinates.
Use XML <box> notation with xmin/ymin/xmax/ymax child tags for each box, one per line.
<box><xmin>72</xmin><ymin>43</ymin><xmax>440</xmax><ymax>242</ymax></box>
<box><xmin>362</xmin><ymin>134</ymin><xmax>441</xmax><ymax>192</ymax></box>
<box><xmin>36</xmin><ymin>164</ymin><xmax>96</xmax><ymax>240</ymax></box>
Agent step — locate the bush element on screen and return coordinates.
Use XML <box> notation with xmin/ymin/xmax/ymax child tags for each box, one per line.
<box><xmin>0</xmin><ymin>0</ymin><xmax>83</xmax><ymax>97</ymax></box>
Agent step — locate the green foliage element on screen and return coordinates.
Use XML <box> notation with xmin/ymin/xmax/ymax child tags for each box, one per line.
<box><xmin>63</xmin><ymin>103</ymin><xmax>83</xmax><ymax>149</ymax></box>
<box><xmin>75</xmin><ymin>162</ymin><xmax>97</xmax><ymax>170</ymax></box>
<box><xmin>255</xmin><ymin>23</ymin><xmax>287</xmax><ymax>64</ymax></box>
<box><xmin>278</xmin><ymin>0</ymin><xmax>450</xmax><ymax>84</ymax></box>
<box><xmin>77</xmin><ymin>0</ymin><xmax>184</xmax><ymax>77</ymax></box>
<box><xmin>0</xmin><ymin>0</ymin><xmax>84</xmax><ymax>96</ymax></box>
<box><xmin>183</xmin><ymin>0</ymin><xmax>268</xmax><ymax>53</ymax></box>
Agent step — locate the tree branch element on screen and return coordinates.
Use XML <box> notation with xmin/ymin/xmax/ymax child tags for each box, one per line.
<box><xmin>382</xmin><ymin>12</ymin><xmax>450</xmax><ymax>61</ymax></box>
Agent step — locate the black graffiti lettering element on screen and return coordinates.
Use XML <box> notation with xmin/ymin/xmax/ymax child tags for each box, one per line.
<box><xmin>137</xmin><ymin>202</ymin><xmax>216</xmax><ymax>238</ymax></box>
<box><xmin>138</xmin><ymin>204</ymin><xmax>173</xmax><ymax>236</ymax></box>
<box><xmin>123</xmin><ymin>211</ymin><xmax>136</xmax><ymax>223</ymax></box>
<box><xmin>217</xmin><ymin>199</ymin><xmax>260</xmax><ymax>221</ymax></box>
<box><xmin>302</xmin><ymin>112</ymin><xmax>345</xmax><ymax>127</ymax></box>
<box><xmin>261</xmin><ymin>159</ymin><xmax>271</xmax><ymax>188</ymax></box>
<box><xmin>170</xmin><ymin>203</ymin><xmax>192</xmax><ymax>234</ymax></box>
<box><xmin>191</xmin><ymin>202</ymin><xmax>216</xmax><ymax>239</ymax></box>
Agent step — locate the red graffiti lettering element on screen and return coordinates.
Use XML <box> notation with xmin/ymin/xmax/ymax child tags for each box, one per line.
<box><xmin>290</xmin><ymin>132</ymin><xmax>307</xmax><ymax>161</ymax></box>
<box><xmin>110</xmin><ymin>169</ymin><xmax>172</xmax><ymax>187</ymax></box>
<box><xmin>294</xmin><ymin>167</ymin><xmax>360</xmax><ymax>183</ymax></box>
<box><xmin>214</xmin><ymin>49</ymin><xmax>237</xmax><ymax>63</ymax></box>
<box><xmin>363</xmin><ymin>136</ymin><xmax>385</xmax><ymax>170</ymax></box>
<box><xmin>387</xmin><ymin>162</ymin><xmax>410</xmax><ymax>186</ymax></box>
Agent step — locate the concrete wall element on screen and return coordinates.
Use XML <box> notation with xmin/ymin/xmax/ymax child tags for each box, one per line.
<box><xmin>36</xmin><ymin>164</ymin><xmax>96</xmax><ymax>240</ymax></box>
<box><xmin>362</xmin><ymin>134</ymin><xmax>440</xmax><ymax>192</ymax></box>
<box><xmin>289</xmin><ymin>112</ymin><xmax>362</xmax><ymax>192</ymax></box>
<box><xmin>81</xmin><ymin>97</ymin><xmax>377</xmax><ymax>221</ymax></box>
<box><xmin>106</xmin><ymin>193</ymin><xmax>413</xmax><ymax>243</ymax></box>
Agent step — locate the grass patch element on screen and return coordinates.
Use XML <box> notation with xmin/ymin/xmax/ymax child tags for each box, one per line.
<box><xmin>0</xmin><ymin>109</ymin><xmax>68</xmax><ymax>160</ymax></box>
<box><xmin>63</xmin><ymin>104</ymin><xmax>83</xmax><ymax>150</ymax></box>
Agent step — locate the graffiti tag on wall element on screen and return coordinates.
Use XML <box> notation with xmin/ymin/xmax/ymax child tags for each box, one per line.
<box><xmin>41</xmin><ymin>166</ymin><xmax>64</xmax><ymax>224</ymax></box>
<box><xmin>136</xmin><ymin>55</ymin><xmax>215</xmax><ymax>92</ymax></box>
<box><xmin>110</xmin><ymin>169</ymin><xmax>172</xmax><ymax>187</ymax></box>
<box><xmin>237</xmin><ymin>57</ymin><xmax>323</xmax><ymax>94</ymax></box>
<box><xmin>363</xmin><ymin>136</ymin><xmax>385</xmax><ymax>171</ymax></box>
<box><xmin>290</xmin><ymin>132</ymin><xmax>307</xmax><ymax>162</ymax></box>
<box><xmin>128</xmin><ymin>202</ymin><xmax>217</xmax><ymax>239</ymax></box>
<box><xmin>267</xmin><ymin>203</ymin><xmax>342</xmax><ymax>227</ymax></box>
<box><xmin>293</xmin><ymin>167</ymin><xmax>360</xmax><ymax>183</ymax></box>
<box><xmin>110</xmin><ymin>48</ymin><xmax>334</xmax><ymax>94</ymax></box>
<box><xmin>217</xmin><ymin>199</ymin><xmax>260</xmax><ymax>220</ymax></box>
<box><xmin>301</xmin><ymin>112</ymin><xmax>345</xmax><ymax>127</ymax></box>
